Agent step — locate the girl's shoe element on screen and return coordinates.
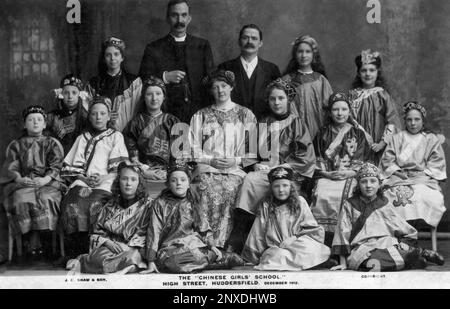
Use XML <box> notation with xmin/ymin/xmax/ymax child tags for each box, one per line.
<box><xmin>30</xmin><ymin>248</ymin><xmax>44</xmax><ymax>261</ymax></box>
<box><xmin>421</xmin><ymin>249</ymin><xmax>445</xmax><ymax>266</ymax></box>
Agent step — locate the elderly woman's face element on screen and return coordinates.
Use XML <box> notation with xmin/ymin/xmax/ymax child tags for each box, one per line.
<box><xmin>211</xmin><ymin>80</ymin><xmax>233</xmax><ymax>104</ymax></box>
<box><xmin>119</xmin><ymin>168</ymin><xmax>140</xmax><ymax>199</ymax></box>
<box><xmin>405</xmin><ymin>109</ymin><xmax>424</xmax><ymax>135</ymax></box>
<box><xmin>145</xmin><ymin>86</ymin><xmax>165</xmax><ymax>113</ymax></box>
<box><xmin>268</xmin><ymin>88</ymin><xmax>289</xmax><ymax>116</ymax></box>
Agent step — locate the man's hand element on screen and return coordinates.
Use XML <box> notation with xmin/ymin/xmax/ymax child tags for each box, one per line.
<box><xmin>165</xmin><ymin>70</ymin><xmax>186</xmax><ymax>84</ymax></box>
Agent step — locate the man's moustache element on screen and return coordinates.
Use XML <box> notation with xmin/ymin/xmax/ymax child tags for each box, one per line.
<box><xmin>175</xmin><ymin>22</ymin><xmax>186</xmax><ymax>28</ymax></box>
<box><xmin>244</xmin><ymin>44</ymin><xmax>256</xmax><ymax>48</ymax></box>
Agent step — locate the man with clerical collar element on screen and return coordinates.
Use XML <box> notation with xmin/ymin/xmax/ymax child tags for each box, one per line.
<box><xmin>138</xmin><ymin>0</ymin><xmax>214</xmax><ymax>123</ymax></box>
<box><xmin>218</xmin><ymin>24</ymin><xmax>281</xmax><ymax>120</ymax></box>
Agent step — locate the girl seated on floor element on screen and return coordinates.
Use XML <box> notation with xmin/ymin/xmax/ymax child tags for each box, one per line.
<box><xmin>66</xmin><ymin>162</ymin><xmax>151</xmax><ymax>274</ymax></box>
<box><xmin>241</xmin><ymin>166</ymin><xmax>332</xmax><ymax>271</ymax></box>
<box><xmin>331</xmin><ymin>163</ymin><xmax>444</xmax><ymax>272</ymax></box>
<box><xmin>231</xmin><ymin>78</ymin><xmax>316</xmax><ymax>253</ymax></box>
<box><xmin>142</xmin><ymin>159</ymin><xmax>245</xmax><ymax>274</ymax></box>
<box><xmin>0</xmin><ymin>105</ymin><xmax>64</xmax><ymax>260</ymax></box>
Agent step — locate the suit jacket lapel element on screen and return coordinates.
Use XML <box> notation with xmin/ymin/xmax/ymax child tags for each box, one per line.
<box><xmin>185</xmin><ymin>34</ymin><xmax>194</xmax><ymax>79</ymax></box>
<box><xmin>234</xmin><ymin>57</ymin><xmax>246</xmax><ymax>96</ymax></box>
<box><xmin>254</xmin><ymin>60</ymin><xmax>264</xmax><ymax>99</ymax></box>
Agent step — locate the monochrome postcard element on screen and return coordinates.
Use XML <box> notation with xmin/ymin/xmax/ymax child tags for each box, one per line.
<box><xmin>0</xmin><ymin>0</ymin><xmax>449</xmax><ymax>293</ymax></box>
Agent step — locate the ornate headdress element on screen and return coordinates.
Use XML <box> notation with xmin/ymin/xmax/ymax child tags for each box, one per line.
<box><xmin>268</xmin><ymin>166</ymin><xmax>294</xmax><ymax>183</ymax></box>
<box><xmin>89</xmin><ymin>96</ymin><xmax>112</xmax><ymax>112</ymax></box>
<box><xmin>356</xmin><ymin>162</ymin><xmax>380</xmax><ymax>181</ymax></box>
<box><xmin>117</xmin><ymin>160</ymin><xmax>141</xmax><ymax>174</ymax></box>
<box><xmin>291</xmin><ymin>35</ymin><xmax>318</xmax><ymax>53</ymax></box>
<box><xmin>355</xmin><ymin>49</ymin><xmax>381</xmax><ymax>68</ymax></box>
<box><xmin>60</xmin><ymin>74</ymin><xmax>83</xmax><ymax>90</ymax></box>
<box><xmin>403</xmin><ymin>101</ymin><xmax>427</xmax><ymax>118</ymax></box>
<box><xmin>22</xmin><ymin>105</ymin><xmax>46</xmax><ymax>121</ymax></box>
<box><xmin>167</xmin><ymin>158</ymin><xmax>194</xmax><ymax>179</ymax></box>
<box><xmin>266</xmin><ymin>78</ymin><xmax>297</xmax><ymax>102</ymax></box>
<box><xmin>202</xmin><ymin>70</ymin><xmax>235</xmax><ymax>88</ymax></box>
<box><xmin>328</xmin><ymin>92</ymin><xmax>350</xmax><ymax>109</ymax></box>
<box><xmin>103</xmin><ymin>37</ymin><xmax>126</xmax><ymax>52</ymax></box>
<box><xmin>143</xmin><ymin>76</ymin><xmax>167</xmax><ymax>96</ymax></box>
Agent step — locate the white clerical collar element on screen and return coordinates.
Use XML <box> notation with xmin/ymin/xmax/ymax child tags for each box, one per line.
<box><xmin>170</xmin><ymin>34</ymin><xmax>187</xmax><ymax>42</ymax></box>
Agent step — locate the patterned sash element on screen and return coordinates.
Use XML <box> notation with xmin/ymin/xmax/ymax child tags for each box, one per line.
<box><xmin>350</xmin><ymin>87</ymin><xmax>383</xmax><ymax>115</ymax></box>
<box><xmin>83</xmin><ymin>129</ymin><xmax>116</xmax><ymax>171</ymax></box>
<box><xmin>104</xmin><ymin>200</ymin><xmax>144</xmax><ymax>241</ymax></box>
<box><xmin>350</xmin><ymin>118</ymin><xmax>374</xmax><ymax>146</ymax></box>
<box><xmin>324</xmin><ymin>123</ymin><xmax>353</xmax><ymax>160</ymax></box>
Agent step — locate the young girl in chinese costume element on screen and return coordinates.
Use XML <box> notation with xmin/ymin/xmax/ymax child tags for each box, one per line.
<box><xmin>242</xmin><ymin>166</ymin><xmax>331</xmax><ymax>271</ymax></box>
<box><xmin>331</xmin><ymin>163</ymin><xmax>444</xmax><ymax>271</ymax></box>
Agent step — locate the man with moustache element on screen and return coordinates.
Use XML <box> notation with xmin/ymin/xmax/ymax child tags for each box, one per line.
<box><xmin>218</xmin><ymin>24</ymin><xmax>281</xmax><ymax>120</ymax></box>
<box><xmin>139</xmin><ymin>0</ymin><xmax>214</xmax><ymax>123</ymax></box>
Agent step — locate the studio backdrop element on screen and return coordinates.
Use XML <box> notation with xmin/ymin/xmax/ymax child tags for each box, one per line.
<box><xmin>0</xmin><ymin>0</ymin><xmax>448</xmax><ymax>230</ymax></box>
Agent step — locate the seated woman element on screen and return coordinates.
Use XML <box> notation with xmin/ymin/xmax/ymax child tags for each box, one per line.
<box><xmin>87</xmin><ymin>37</ymin><xmax>142</xmax><ymax>132</ymax></box>
<box><xmin>310</xmin><ymin>92</ymin><xmax>373</xmax><ymax>245</ymax></box>
<box><xmin>143</xmin><ymin>160</ymin><xmax>244</xmax><ymax>274</ymax></box>
<box><xmin>331</xmin><ymin>163</ymin><xmax>444</xmax><ymax>272</ymax></box>
<box><xmin>241</xmin><ymin>166</ymin><xmax>331</xmax><ymax>271</ymax></box>
<box><xmin>190</xmin><ymin>70</ymin><xmax>257</xmax><ymax>249</ymax></box>
<box><xmin>124</xmin><ymin>76</ymin><xmax>180</xmax><ymax>196</ymax></box>
<box><xmin>47</xmin><ymin>74</ymin><xmax>88</xmax><ymax>154</ymax></box>
<box><xmin>0</xmin><ymin>105</ymin><xmax>64</xmax><ymax>259</ymax></box>
<box><xmin>61</xmin><ymin>96</ymin><xmax>129</xmax><ymax>257</ymax></box>
<box><xmin>66</xmin><ymin>162</ymin><xmax>151</xmax><ymax>274</ymax></box>
<box><xmin>232</xmin><ymin>78</ymin><xmax>316</xmax><ymax>252</ymax></box>
<box><xmin>380</xmin><ymin>101</ymin><xmax>446</xmax><ymax>228</ymax></box>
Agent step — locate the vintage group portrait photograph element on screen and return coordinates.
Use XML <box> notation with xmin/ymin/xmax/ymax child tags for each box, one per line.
<box><xmin>0</xmin><ymin>0</ymin><xmax>449</xmax><ymax>291</ymax></box>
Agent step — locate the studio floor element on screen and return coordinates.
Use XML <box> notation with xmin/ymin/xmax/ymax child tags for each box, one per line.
<box><xmin>0</xmin><ymin>239</ymin><xmax>449</xmax><ymax>277</ymax></box>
